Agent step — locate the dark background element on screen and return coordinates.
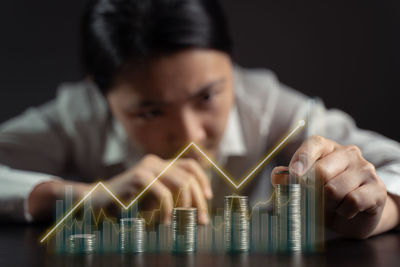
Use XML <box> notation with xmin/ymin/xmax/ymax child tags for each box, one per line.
<box><xmin>0</xmin><ymin>0</ymin><xmax>399</xmax><ymax>140</ymax></box>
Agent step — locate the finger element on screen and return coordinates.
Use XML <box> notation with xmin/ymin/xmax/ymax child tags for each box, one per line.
<box><xmin>141</xmin><ymin>157</ymin><xmax>192</xmax><ymax>207</ymax></box>
<box><xmin>271</xmin><ymin>166</ymin><xmax>290</xmax><ymax>185</ymax></box>
<box><xmin>188</xmin><ymin>178</ymin><xmax>209</xmax><ymax>224</ymax></box>
<box><xmin>147</xmin><ymin>180</ymin><xmax>174</xmax><ymax>224</ymax></box>
<box><xmin>175</xmin><ymin>186</ymin><xmax>192</xmax><ymax>208</ymax></box>
<box><xmin>313</xmin><ymin>146</ymin><xmax>352</xmax><ymax>185</ymax></box>
<box><xmin>324</xmin><ymin>169</ymin><xmax>364</xmax><ymax>211</ymax></box>
<box><xmin>336</xmin><ymin>183</ymin><xmax>384</xmax><ymax>219</ymax></box>
<box><xmin>178</xmin><ymin>159</ymin><xmax>213</xmax><ymax>199</ymax></box>
<box><xmin>289</xmin><ymin>135</ymin><xmax>339</xmax><ymax>176</ymax></box>
<box><xmin>133</xmin><ymin>166</ymin><xmax>174</xmax><ymax>224</ymax></box>
<box><xmin>313</xmin><ymin>145</ymin><xmax>366</xmax><ymax>184</ymax></box>
<box><xmin>158</xmin><ymin>168</ymin><xmax>193</xmax><ymax>208</ymax></box>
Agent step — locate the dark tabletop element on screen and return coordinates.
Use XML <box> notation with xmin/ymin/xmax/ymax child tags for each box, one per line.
<box><xmin>0</xmin><ymin>224</ymin><xmax>399</xmax><ymax>267</ymax></box>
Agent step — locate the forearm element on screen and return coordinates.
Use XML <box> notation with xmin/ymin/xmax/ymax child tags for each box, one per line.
<box><xmin>27</xmin><ymin>180</ymin><xmax>89</xmax><ymax>221</ymax></box>
<box><xmin>368</xmin><ymin>193</ymin><xmax>400</xmax><ymax>238</ymax></box>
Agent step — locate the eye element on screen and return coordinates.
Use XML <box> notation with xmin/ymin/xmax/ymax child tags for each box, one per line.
<box><xmin>200</xmin><ymin>90</ymin><xmax>216</xmax><ymax>103</ymax></box>
<box><xmin>202</xmin><ymin>93</ymin><xmax>212</xmax><ymax>101</ymax></box>
<box><xmin>136</xmin><ymin>109</ymin><xmax>164</xmax><ymax>120</ymax></box>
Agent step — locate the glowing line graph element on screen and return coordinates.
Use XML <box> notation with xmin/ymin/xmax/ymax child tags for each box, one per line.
<box><xmin>40</xmin><ymin>119</ymin><xmax>305</xmax><ymax>243</ymax></box>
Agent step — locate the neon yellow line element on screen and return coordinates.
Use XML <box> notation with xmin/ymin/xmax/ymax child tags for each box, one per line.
<box><xmin>40</xmin><ymin>182</ymin><xmax>101</xmax><ymax>243</ymax></box>
<box><xmin>191</xmin><ymin>143</ymin><xmax>238</xmax><ymax>188</ymax></box>
<box><xmin>125</xmin><ymin>143</ymin><xmax>193</xmax><ymax>209</ymax></box>
<box><xmin>236</xmin><ymin>120</ymin><xmax>305</xmax><ymax>188</ymax></box>
<box><xmin>40</xmin><ymin>120</ymin><xmax>305</xmax><ymax>243</ymax></box>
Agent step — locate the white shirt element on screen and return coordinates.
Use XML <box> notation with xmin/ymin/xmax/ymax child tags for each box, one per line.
<box><xmin>1</xmin><ymin>66</ymin><xmax>400</xmax><ymax>222</ymax></box>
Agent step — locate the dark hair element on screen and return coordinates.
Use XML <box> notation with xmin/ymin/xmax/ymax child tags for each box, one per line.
<box><xmin>81</xmin><ymin>0</ymin><xmax>232</xmax><ymax>93</ymax></box>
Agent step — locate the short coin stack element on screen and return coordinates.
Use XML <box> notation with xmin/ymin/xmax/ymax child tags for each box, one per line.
<box><xmin>224</xmin><ymin>195</ymin><xmax>250</xmax><ymax>252</ymax></box>
<box><xmin>120</xmin><ymin>217</ymin><xmax>146</xmax><ymax>253</ymax></box>
<box><xmin>274</xmin><ymin>184</ymin><xmax>301</xmax><ymax>252</ymax></box>
<box><xmin>172</xmin><ymin>207</ymin><xmax>197</xmax><ymax>253</ymax></box>
<box><xmin>68</xmin><ymin>234</ymin><xmax>96</xmax><ymax>254</ymax></box>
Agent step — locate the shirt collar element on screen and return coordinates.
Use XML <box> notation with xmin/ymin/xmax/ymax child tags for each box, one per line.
<box><xmin>216</xmin><ymin>104</ymin><xmax>247</xmax><ymax>159</ymax></box>
<box><xmin>102</xmin><ymin>118</ymin><xmax>129</xmax><ymax>166</ymax></box>
<box><xmin>215</xmin><ymin>66</ymin><xmax>248</xmax><ymax>162</ymax></box>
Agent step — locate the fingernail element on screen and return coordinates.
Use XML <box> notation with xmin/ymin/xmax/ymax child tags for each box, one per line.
<box><xmin>274</xmin><ymin>170</ymin><xmax>290</xmax><ymax>175</ymax></box>
<box><xmin>291</xmin><ymin>161</ymin><xmax>304</xmax><ymax>175</ymax></box>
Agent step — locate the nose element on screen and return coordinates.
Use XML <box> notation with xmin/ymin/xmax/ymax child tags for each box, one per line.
<box><xmin>172</xmin><ymin>108</ymin><xmax>207</xmax><ymax>145</ymax></box>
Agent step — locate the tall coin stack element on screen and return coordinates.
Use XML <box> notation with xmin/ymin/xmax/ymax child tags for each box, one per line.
<box><xmin>224</xmin><ymin>195</ymin><xmax>250</xmax><ymax>252</ymax></box>
<box><xmin>68</xmin><ymin>234</ymin><xmax>96</xmax><ymax>254</ymax></box>
<box><xmin>172</xmin><ymin>207</ymin><xmax>197</xmax><ymax>253</ymax></box>
<box><xmin>120</xmin><ymin>218</ymin><xmax>146</xmax><ymax>253</ymax></box>
<box><xmin>274</xmin><ymin>184</ymin><xmax>302</xmax><ymax>252</ymax></box>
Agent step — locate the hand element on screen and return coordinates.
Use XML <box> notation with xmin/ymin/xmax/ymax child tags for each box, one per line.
<box><xmin>271</xmin><ymin>135</ymin><xmax>387</xmax><ymax>239</ymax></box>
<box><xmin>97</xmin><ymin>154</ymin><xmax>212</xmax><ymax>224</ymax></box>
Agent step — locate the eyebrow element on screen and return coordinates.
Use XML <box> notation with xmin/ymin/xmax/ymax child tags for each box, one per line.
<box><xmin>133</xmin><ymin>78</ymin><xmax>226</xmax><ymax>109</ymax></box>
<box><xmin>189</xmin><ymin>78</ymin><xmax>226</xmax><ymax>100</ymax></box>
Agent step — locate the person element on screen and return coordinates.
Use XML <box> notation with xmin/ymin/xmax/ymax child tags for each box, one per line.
<box><xmin>0</xmin><ymin>0</ymin><xmax>399</xmax><ymax>240</ymax></box>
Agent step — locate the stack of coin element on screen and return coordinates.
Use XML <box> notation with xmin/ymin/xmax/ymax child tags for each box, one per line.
<box><xmin>224</xmin><ymin>195</ymin><xmax>250</xmax><ymax>252</ymax></box>
<box><xmin>120</xmin><ymin>218</ymin><xmax>146</xmax><ymax>253</ymax></box>
<box><xmin>172</xmin><ymin>207</ymin><xmax>197</xmax><ymax>253</ymax></box>
<box><xmin>68</xmin><ymin>234</ymin><xmax>96</xmax><ymax>254</ymax></box>
<box><xmin>274</xmin><ymin>184</ymin><xmax>301</xmax><ymax>252</ymax></box>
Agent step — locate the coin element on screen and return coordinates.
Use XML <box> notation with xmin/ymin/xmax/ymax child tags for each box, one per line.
<box><xmin>172</xmin><ymin>207</ymin><xmax>197</xmax><ymax>253</ymax></box>
<box><xmin>274</xmin><ymin>184</ymin><xmax>301</xmax><ymax>252</ymax></box>
<box><xmin>224</xmin><ymin>195</ymin><xmax>250</xmax><ymax>252</ymax></box>
<box><xmin>120</xmin><ymin>217</ymin><xmax>146</xmax><ymax>253</ymax></box>
<box><xmin>68</xmin><ymin>233</ymin><xmax>96</xmax><ymax>254</ymax></box>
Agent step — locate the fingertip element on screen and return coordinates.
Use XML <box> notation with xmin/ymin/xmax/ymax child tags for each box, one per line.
<box><xmin>199</xmin><ymin>211</ymin><xmax>209</xmax><ymax>225</ymax></box>
<box><xmin>205</xmin><ymin>188</ymin><xmax>213</xmax><ymax>199</ymax></box>
<box><xmin>289</xmin><ymin>161</ymin><xmax>305</xmax><ymax>176</ymax></box>
<box><xmin>272</xmin><ymin>166</ymin><xmax>289</xmax><ymax>174</ymax></box>
<box><xmin>289</xmin><ymin>152</ymin><xmax>311</xmax><ymax>176</ymax></box>
<box><xmin>271</xmin><ymin>166</ymin><xmax>289</xmax><ymax>185</ymax></box>
<box><xmin>164</xmin><ymin>200</ymin><xmax>173</xmax><ymax>225</ymax></box>
<box><xmin>164</xmin><ymin>206</ymin><xmax>173</xmax><ymax>225</ymax></box>
<box><xmin>163</xmin><ymin>216</ymin><xmax>171</xmax><ymax>225</ymax></box>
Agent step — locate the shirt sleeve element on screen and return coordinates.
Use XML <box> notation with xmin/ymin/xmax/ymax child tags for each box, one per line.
<box><xmin>0</xmin><ymin>97</ymin><xmax>71</xmax><ymax>222</ymax></box>
<box><xmin>0</xmin><ymin>81</ymin><xmax>107</xmax><ymax>222</ymax></box>
<box><xmin>0</xmin><ymin>164</ymin><xmax>56</xmax><ymax>222</ymax></box>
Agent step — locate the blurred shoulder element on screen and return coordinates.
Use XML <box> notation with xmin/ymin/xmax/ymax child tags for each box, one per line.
<box><xmin>232</xmin><ymin>65</ymin><xmax>312</xmax><ymax>159</ymax></box>
<box><xmin>233</xmin><ymin>65</ymin><xmax>308</xmax><ymax>106</ymax></box>
<box><xmin>53</xmin><ymin>79</ymin><xmax>108</xmax><ymax>121</ymax></box>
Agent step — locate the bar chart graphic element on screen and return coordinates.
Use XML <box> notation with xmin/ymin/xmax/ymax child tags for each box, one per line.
<box><xmin>40</xmin><ymin>119</ymin><xmax>324</xmax><ymax>254</ymax></box>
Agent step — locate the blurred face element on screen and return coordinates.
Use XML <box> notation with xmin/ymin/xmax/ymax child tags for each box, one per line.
<box><xmin>107</xmin><ymin>49</ymin><xmax>234</xmax><ymax>166</ymax></box>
